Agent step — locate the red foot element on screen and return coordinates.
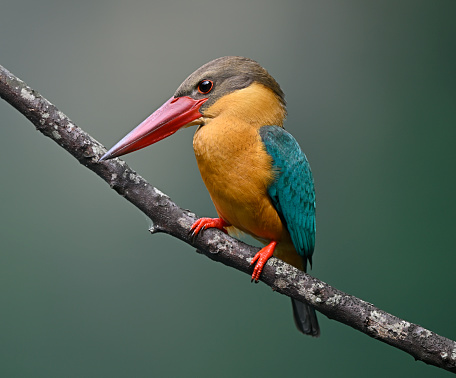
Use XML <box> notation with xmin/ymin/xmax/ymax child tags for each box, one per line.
<box><xmin>190</xmin><ymin>217</ymin><xmax>229</xmax><ymax>237</ymax></box>
<box><xmin>250</xmin><ymin>241</ymin><xmax>277</xmax><ymax>282</ymax></box>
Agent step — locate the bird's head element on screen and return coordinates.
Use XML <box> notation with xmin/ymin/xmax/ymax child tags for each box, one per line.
<box><xmin>99</xmin><ymin>56</ymin><xmax>286</xmax><ymax>161</ymax></box>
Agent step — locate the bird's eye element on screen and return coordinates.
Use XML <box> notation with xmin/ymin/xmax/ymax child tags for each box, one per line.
<box><xmin>198</xmin><ymin>80</ymin><xmax>213</xmax><ymax>94</ymax></box>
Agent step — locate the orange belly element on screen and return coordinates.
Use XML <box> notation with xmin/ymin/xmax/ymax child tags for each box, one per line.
<box><xmin>192</xmin><ymin>116</ymin><xmax>304</xmax><ymax>270</ymax></box>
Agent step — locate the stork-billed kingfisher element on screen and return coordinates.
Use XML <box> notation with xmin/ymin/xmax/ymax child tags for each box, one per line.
<box><xmin>100</xmin><ymin>56</ymin><xmax>320</xmax><ymax>336</ymax></box>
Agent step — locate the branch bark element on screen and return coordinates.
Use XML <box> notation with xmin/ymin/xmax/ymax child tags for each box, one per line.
<box><xmin>1</xmin><ymin>64</ymin><xmax>455</xmax><ymax>374</ymax></box>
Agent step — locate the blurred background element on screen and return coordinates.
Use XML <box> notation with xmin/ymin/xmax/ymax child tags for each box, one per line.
<box><xmin>1</xmin><ymin>1</ymin><xmax>455</xmax><ymax>377</ymax></box>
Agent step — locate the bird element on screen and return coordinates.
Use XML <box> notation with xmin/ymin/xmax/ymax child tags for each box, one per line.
<box><xmin>99</xmin><ymin>56</ymin><xmax>319</xmax><ymax>337</ymax></box>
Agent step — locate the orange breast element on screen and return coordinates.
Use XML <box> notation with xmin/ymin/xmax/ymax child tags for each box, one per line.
<box><xmin>193</xmin><ymin>115</ymin><xmax>285</xmax><ymax>242</ymax></box>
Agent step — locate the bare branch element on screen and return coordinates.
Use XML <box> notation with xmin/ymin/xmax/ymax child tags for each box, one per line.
<box><xmin>1</xmin><ymin>64</ymin><xmax>455</xmax><ymax>374</ymax></box>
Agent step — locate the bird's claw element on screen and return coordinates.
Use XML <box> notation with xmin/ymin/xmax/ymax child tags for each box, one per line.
<box><xmin>250</xmin><ymin>241</ymin><xmax>277</xmax><ymax>282</ymax></box>
<box><xmin>189</xmin><ymin>217</ymin><xmax>228</xmax><ymax>242</ymax></box>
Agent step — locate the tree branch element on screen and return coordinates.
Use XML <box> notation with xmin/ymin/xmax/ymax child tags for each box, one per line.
<box><xmin>1</xmin><ymin>64</ymin><xmax>455</xmax><ymax>374</ymax></box>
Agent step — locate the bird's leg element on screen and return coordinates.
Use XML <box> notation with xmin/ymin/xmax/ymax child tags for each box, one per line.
<box><xmin>250</xmin><ymin>241</ymin><xmax>277</xmax><ymax>282</ymax></box>
<box><xmin>190</xmin><ymin>217</ymin><xmax>229</xmax><ymax>238</ymax></box>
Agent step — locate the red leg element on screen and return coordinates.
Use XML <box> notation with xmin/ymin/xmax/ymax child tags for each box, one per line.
<box><xmin>250</xmin><ymin>241</ymin><xmax>277</xmax><ymax>282</ymax></box>
<box><xmin>190</xmin><ymin>217</ymin><xmax>229</xmax><ymax>237</ymax></box>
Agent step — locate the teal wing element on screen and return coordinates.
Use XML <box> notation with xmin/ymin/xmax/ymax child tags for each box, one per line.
<box><xmin>259</xmin><ymin>125</ymin><xmax>316</xmax><ymax>271</ymax></box>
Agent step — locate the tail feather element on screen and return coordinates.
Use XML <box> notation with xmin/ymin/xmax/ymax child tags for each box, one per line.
<box><xmin>291</xmin><ymin>298</ymin><xmax>320</xmax><ymax>337</ymax></box>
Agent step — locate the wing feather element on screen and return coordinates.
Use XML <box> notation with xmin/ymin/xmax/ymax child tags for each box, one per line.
<box><xmin>259</xmin><ymin>126</ymin><xmax>316</xmax><ymax>270</ymax></box>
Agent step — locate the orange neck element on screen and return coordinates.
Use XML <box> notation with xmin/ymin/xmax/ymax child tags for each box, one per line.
<box><xmin>202</xmin><ymin>82</ymin><xmax>286</xmax><ymax>129</ymax></box>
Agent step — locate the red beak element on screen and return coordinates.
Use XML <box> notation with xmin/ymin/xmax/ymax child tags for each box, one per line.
<box><xmin>99</xmin><ymin>96</ymin><xmax>207</xmax><ymax>161</ymax></box>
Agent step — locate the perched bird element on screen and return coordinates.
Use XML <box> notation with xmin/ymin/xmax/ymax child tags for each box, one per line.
<box><xmin>100</xmin><ymin>56</ymin><xmax>319</xmax><ymax>336</ymax></box>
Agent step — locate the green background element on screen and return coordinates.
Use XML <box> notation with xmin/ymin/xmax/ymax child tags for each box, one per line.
<box><xmin>1</xmin><ymin>1</ymin><xmax>455</xmax><ymax>377</ymax></box>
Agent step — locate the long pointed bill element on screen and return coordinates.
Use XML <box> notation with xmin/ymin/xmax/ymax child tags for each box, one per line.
<box><xmin>99</xmin><ymin>96</ymin><xmax>207</xmax><ymax>161</ymax></box>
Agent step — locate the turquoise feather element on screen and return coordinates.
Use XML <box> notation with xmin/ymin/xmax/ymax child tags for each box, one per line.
<box><xmin>259</xmin><ymin>125</ymin><xmax>316</xmax><ymax>271</ymax></box>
